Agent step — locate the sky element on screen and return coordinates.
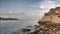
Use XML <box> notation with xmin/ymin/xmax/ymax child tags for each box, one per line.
<box><xmin>0</xmin><ymin>0</ymin><xmax>60</xmax><ymax>20</ymax></box>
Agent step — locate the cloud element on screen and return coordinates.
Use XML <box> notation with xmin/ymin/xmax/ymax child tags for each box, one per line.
<box><xmin>1</xmin><ymin>0</ymin><xmax>60</xmax><ymax>21</ymax></box>
<box><xmin>0</xmin><ymin>11</ymin><xmax>42</xmax><ymax>21</ymax></box>
<box><xmin>9</xmin><ymin>11</ymin><xmax>13</xmax><ymax>13</ymax></box>
<box><xmin>39</xmin><ymin>0</ymin><xmax>60</xmax><ymax>12</ymax></box>
<box><xmin>31</xmin><ymin>0</ymin><xmax>60</xmax><ymax>13</ymax></box>
<box><xmin>40</xmin><ymin>1</ymin><xmax>55</xmax><ymax>9</ymax></box>
<box><xmin>25</xmin><ymin>0</ymin><xmax>60</xmax><ymax>20</ymax></box>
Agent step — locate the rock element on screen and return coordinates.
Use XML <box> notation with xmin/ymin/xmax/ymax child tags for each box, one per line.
<box><xmin>55</xmin><ymin>31</ymin><xmax>60</xmax><ymax>34</ymax></box>
<box><xmin>26</xmin><ymin>32</ymin><xmax>35</xmax><ymax>34</ymax></box>
<box><xmin>21</xmin><ymin>28</ymin><xmax>31</xmax><ymax>33</ymax></box>
<box><xmin>37</xmin><ymin>7</ymin><xmax>60</xmax><ymax>34</ymax></box>
<box><xmin>38</xmin><ymin>30</ymin><xmax>44</xmax><ymax>34</ymax></box>
<box><xmin>38</xmin><ymin>7</ymin><xmax>60</xmax><ymax>26</ymax></box>
<box><xmin>27</xmin><ymin>7</ymin><xmax>60</xmax><ymax>34</ymax></box>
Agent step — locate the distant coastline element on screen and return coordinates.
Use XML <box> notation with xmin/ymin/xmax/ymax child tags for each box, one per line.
<box><xmin>0</xmin><ymin>17</ymin><xmax>19</xmax><ymax>20</ymax></box>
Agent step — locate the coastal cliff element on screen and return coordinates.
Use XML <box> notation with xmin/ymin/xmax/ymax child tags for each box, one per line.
<box><xmin>38</xmin><ymin>7</ymin><xmax>60</xmax><ymax>24</ymax></box>
<box><xmin>26</xmin><ymin>7</ymin><xmax>60</xmax><ymax>34</ymax></box>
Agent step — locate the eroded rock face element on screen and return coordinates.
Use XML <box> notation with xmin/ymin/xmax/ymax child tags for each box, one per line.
<box><xmin>38</xmin><ymin>7</ymin><xmax>60</xmax><ymax>24</ymax></box>
<box><xmin>37</xmin><ymin>7</ymin><xmax>60</xmax><ymax>34</ymax></box>
<box><xmin>27</xmin><ymin>7</ymin><xmax>60</xmax><ymax>34</ymax></box>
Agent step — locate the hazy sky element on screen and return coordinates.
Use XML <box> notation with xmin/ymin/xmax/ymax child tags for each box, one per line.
<box><xmin>0</xmin><ymin>0</ymin><xmax>60</xmax><ymax>13</ymax></box>
<box><xmin>0</xmin><ymin>0</ymin><xmax>42</xmax><ymax>13</ymax></box>
<box><xmin>0</xmin><ymin>0</ymin><xmax>60</xmax><ymax>20</ymax></box>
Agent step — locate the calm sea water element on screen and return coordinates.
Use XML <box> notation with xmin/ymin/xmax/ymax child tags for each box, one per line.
<box><xmin>0</xmin><ymin>20</ymin><xmax>38</xmax><ymax>34</ymax></box>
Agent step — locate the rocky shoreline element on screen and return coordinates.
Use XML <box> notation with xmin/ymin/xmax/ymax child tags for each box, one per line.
<box><xmin>22</xmin><ymin>7</ymin><xmax>60</xmax><ymax>34</ymax></box>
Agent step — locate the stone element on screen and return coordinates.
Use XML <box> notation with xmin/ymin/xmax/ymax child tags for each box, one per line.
<box><xmin>27</xmin><ymin>7</ymin><xmax>60</xmax><ymax>34</ymax></box>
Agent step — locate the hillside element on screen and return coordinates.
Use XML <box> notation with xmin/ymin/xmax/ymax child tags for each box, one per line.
<box><xmin>26</xmin><ymin>7</ymin><xmax>60</xmax><ymax>34</ymax></box>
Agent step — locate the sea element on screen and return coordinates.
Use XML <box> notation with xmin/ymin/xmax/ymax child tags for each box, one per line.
<box><xmin>0</xmin><ymin>20</ymin><xmax>38</xmax><ymax>34</ymax></box>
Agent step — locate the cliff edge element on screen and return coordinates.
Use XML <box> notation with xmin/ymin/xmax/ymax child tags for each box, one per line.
<box><xmin>26</xmin><ymin>7</ymin><xmax>60</xmax><ymax>34</ymax></box>
<box><xmin>38</xmin><ymin>7</ymin><xmax>60</xmax><ymax>25</ymax></box>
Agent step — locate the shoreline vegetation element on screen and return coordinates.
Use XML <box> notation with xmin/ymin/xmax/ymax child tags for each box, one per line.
<box><xmin>0</xmin><ymin>17</ymin><xmax>19</xmax><ymax>20</ymax></box>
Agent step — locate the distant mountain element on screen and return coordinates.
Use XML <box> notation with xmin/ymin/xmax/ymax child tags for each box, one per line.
<box><xmin>0</xmin><ymin>17</ymin><xmax>19</xmax><ymax>20</ymax></box>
